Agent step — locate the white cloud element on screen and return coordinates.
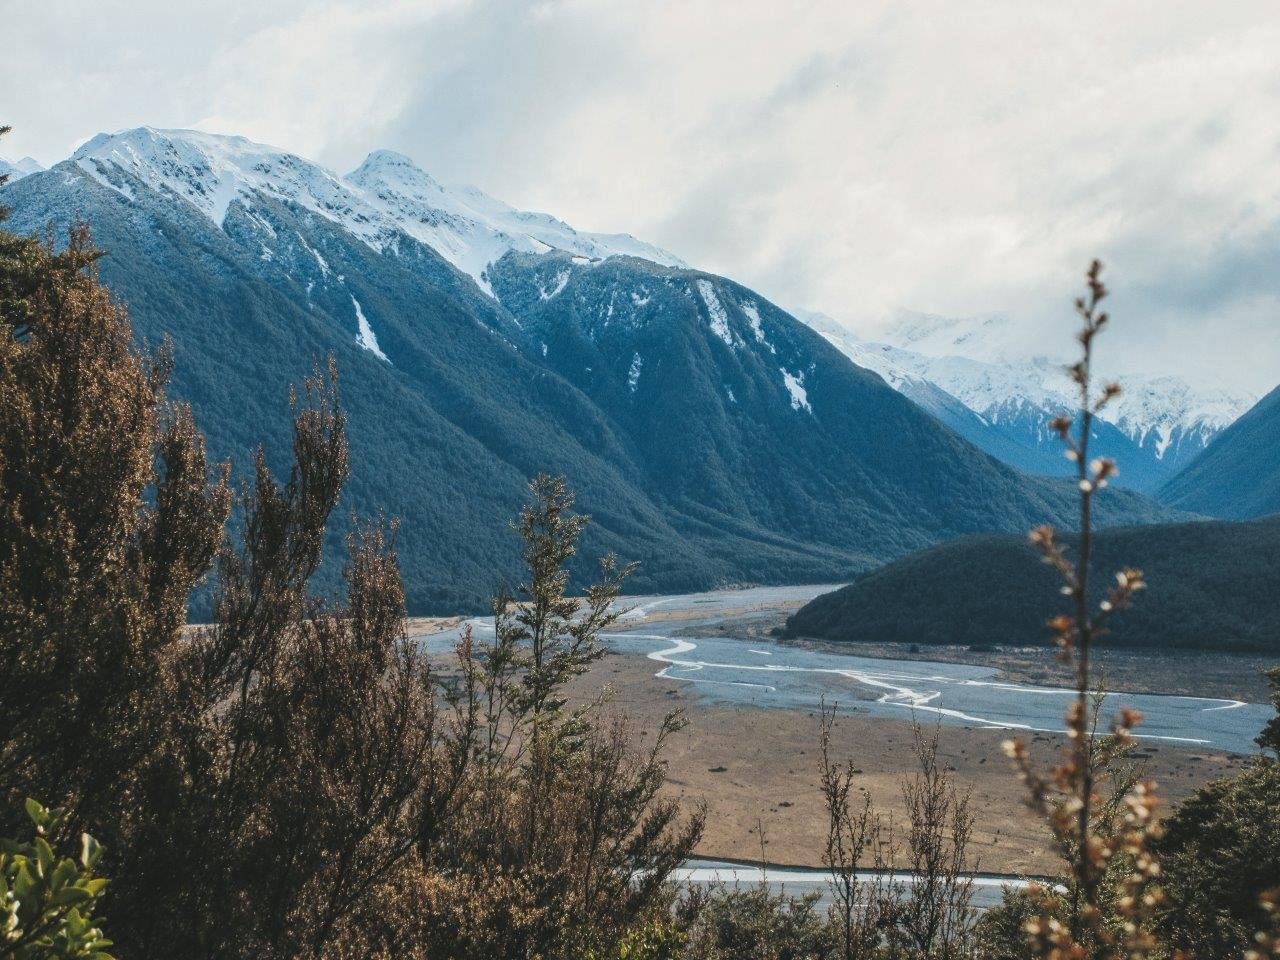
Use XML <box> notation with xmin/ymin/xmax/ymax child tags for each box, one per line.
<box><xmin>3</xmin><ymin>0</ymin><xmax>1278</xmax><ymax>391</ymax></box>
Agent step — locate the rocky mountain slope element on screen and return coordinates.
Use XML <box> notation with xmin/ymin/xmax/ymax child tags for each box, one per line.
<box><xmin>2</xmin><ymin>127</ymin><xmax>1172</xmax><ymax>611</ymax></box>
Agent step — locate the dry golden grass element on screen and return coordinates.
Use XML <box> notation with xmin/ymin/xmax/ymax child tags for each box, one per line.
<box><xmin>560</xmin><ymin>653</ymin><xmax>1246</xmax><ymax>877</ymax></box>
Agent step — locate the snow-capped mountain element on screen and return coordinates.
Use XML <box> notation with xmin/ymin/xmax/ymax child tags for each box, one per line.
<box><xmin>70</xmin><ymin>127</ymin><xmax>683</xmax><ymax>296</ymax></box>
<box><xmin>1160</xmin><ymin>384</ymin><xmax>1280</xmax><ymax>520</ymax></box>
<box><xmin>50</xmin><ymin>128</ymin><xmax>1251</xmax><ymax>485</ymax></box>
<box><xmin>799</xmin><ymin>310</ymin><xmax>1256</xmax><ymax>492</ymax></box>
<box><xmin>877</xmin><ymin>311</ymin><xmax>1253</xmax><ymax>456</ymax></box>
<box><xmin>1</xmin><ymin>125</ymin><xmax>1172</xmax><ymax>610</ymax></box>
<box><xmin>346</xmin><ymin>149</ymin><xmax>684</xmax><ymax>295</ymax></box>
<box><xmin>0</xmin><ymin>155</ymin><xmax>44</xmax><ymax>181</ymax></box>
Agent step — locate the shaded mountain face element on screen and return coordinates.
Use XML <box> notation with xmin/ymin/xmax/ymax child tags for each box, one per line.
<box><xmin>1</xmin><ymin>127</ymin><xmax>1171</xmax><ymax>613</ymax></box>
<box><xmin>486</xmin><ymin>252</ymin><xmax>1171</xmax><ymax>558</ymax></box>
<box><xmin>799</xmin><ymin>311</ymin><xmax>1256</xmax><ymax>494</ymax></box>
<box><xmin>1159</xmin><ymin>385</ymin><xmax>1280</xmax><ymax>520</ymax></box>
<box><xmin>784</xmin><ymin>515</ymin><xmax>1280</xmax><ymax>653</ymax></box>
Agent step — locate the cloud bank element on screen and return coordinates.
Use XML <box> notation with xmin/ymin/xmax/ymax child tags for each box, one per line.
<box><xmin>4</xmin><ymin>0</ymin><xmax>1278</xmax><ymax>391</ymax></box>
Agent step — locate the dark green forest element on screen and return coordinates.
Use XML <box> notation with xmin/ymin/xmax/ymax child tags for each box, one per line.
<box><xmin>786</xmin><ymin>515</ymin><xmax>1280</xmax><ymax>652</ymax></box>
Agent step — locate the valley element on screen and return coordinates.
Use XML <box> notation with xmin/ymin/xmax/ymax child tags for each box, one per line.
<box><xmin>414</xmin><ymin>585</ymin><xmax>1265</xmax><ymax>876</ymax></box>
<box><xmin>0</xmin><ymin>127</ymin><xmax>1185</xmax><ymax>617</ymax></box>
<box><xmin>6</xmin><ymin>9</ymin><xmax>1280</xmax><ymax>953</ymax></box>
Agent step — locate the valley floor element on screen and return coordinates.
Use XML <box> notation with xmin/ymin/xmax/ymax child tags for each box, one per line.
<box><xmin>572</xmin><ymin>651</ymin><xmax>1247</xmax><ymax>876</ymax></box>
<box><xmin>780</xmin><ymin>634</ymin><xmax>1278</xmax><ymax>705</ymax></box>
<box><xmin>412</xmin><ymin>584</ymin><xmax>1266</xmax><ymax>876</ymax></box>
<box><xmin>697</xmin><ymin>607</ymin><xmax>1278</xmax><ymax>705</ymax></box>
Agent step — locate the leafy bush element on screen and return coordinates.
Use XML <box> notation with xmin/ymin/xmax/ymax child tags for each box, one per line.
<box><xmin>0</xmin><ymin>198</ymin><xmax>700</xmax><ymax>958</ymax></box>
<box><xmin>676</xmin><ymin>884</ymin><xmax>834</xmax><ymax>960</ymax></box>
<box><xmin>1</xmin><ymin>800</ymin><xmax>111</xmax><ymax>960</ymax></box>
<box><xmin>1154</xmin><ymin>760</ymin><xmax>1280</xmax><ymax>957</ymax></box>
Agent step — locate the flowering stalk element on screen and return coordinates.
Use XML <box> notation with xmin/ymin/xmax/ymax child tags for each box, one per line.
<box><xmin>1005</xmin><ymin>261</ymin><xmax>1160</xmax><ymax>960</ymax></box>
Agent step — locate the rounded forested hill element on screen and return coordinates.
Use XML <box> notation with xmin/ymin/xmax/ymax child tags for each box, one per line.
<box><xmin>784</xmin><ymin>515</ymin><xmax>1280</xmax><ymax>652</ymax></box>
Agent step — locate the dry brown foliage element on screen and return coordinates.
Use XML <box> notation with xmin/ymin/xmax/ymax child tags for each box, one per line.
<box><xmin>820</xmin><ymin>703</ymin><xmax>900</xmax><ymax>960</ymax></box>
<box><xmin>900</xmin><ymin>724</ymin><xmax>977</xmax><ymax>959</ymax></box>
<box><xmin>0</xmin><ymin>222</ymin><xmax>231</xmax><ymax>832</ymax></box>
<box><xmin>1003</xmin><ymin>262</ymin><xmax>1165</xmax><ymax>960</ymax></box>
<box><xmin>0</xmin><ymin>219</ymin><xmax>701</xmax><ymax>960</ymax></box>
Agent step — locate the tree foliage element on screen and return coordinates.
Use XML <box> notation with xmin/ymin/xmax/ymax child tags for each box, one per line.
<box><xmin>0</xmin><ymin>218</ymin><xmax>230</xmax><ymax>835</ymax></box>
<box><xmin>0</xmin><ymin>198</ymin><xmax>700</xmax><ymax>958</ymax></box>
<box><xmin>1153</xmin><ymin>759</ymin><xmax>1280</xmax><ymax>958</ymax></box>
<box><xmin>785</xmin><ymin>515</ymin><xmax>1280</xmax><ymax>653</ymax></box>
<box><xmin>1</xmin><ymin>800</ymin><xmax>112</xmax><ymax>960</ymax></box>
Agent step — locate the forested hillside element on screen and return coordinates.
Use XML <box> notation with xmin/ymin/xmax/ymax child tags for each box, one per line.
<box><xmin>1160</xmin><ymin>384</ymin><xmax>1280</xmax><ymax>520</ymax></box>
<box><xmin>2</xmin><ymin>129</ymin><xmax>1174</xmax><ymax>613</ymax></box>
<box><xmin>785</xmin><ymin>516</ymin><xmax>1280</xmax><ymax>652</ymax></box>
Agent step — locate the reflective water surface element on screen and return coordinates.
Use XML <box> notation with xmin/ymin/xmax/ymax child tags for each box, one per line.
<box><xmin>425</xmin><ymin>585</ymin><xmax>1270</xmax><ymax>755</ymax></box>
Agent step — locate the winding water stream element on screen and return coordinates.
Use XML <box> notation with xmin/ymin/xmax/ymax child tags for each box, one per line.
<box><xmin>424</xmin><ymin>584</ymin><xmax>1269</xmax><ymax>754</ymax></box>
<box><xmin>601</xmin><ymin>586</ymin><xmax>1268</xmax><ymax>754</ymax></box>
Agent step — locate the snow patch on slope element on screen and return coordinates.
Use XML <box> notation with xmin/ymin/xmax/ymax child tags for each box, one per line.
<box><xmin>298</xmin><ymin>234</ymin><xmax>331</xmax><ymax>278</ymax></box>
<box><xmin>741</xmin><ymin>301</ymin><xmax>765</xmax><ymax>342</ymax></box>
<box><xmin>539</xmin><ymin>268</ymin><xmax>571</xmax><ymax>300</ymax></box>
<box><xmin>697</xmin><ymin>280</ymin><xmax>737</xmax><ymax>348</ymax></box>
<box><xmin>352</xmin><ymin>296</ymin><xmax>389</xmax><ymax>362</ymax></box>
<box><xmin>782</xmin><ymin>369</ymin><xmax>811</xmax><ymax>413</ymax></box>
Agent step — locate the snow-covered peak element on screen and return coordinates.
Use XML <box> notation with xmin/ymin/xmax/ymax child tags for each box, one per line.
<box><xmin>349</xmin><ymin>149</ymin><xmax>445</xmax><ymax>193</ymax></box>
<box><xmin>866</xmin><ymin>311</ymin><xmax>1255</xmax><ymax>442</ymax></box>
<box><xmin>71</xmin><ymin>127</ymin><xmax>380</xmax><ymax>238</ymax></box>
<box><xmin>61</xmin><ymin>127</ymin><xmax>684</xmax><ymax>294</ymax></box>
<box><xmin>0</xmin><ymin>155</ymin><xmax>44</xmax><ymax>181</ymax></box>
<box><xmin>347</xmin><ymin>146</ymin><xmax>685</xmax><ymax>291</ymax></box>
<box><xmin>799</xmin><ymin>310</ymin><xmax>1256</xmax><ymax>461</ymax></box>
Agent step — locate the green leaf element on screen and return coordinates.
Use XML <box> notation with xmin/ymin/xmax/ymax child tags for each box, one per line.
<box><xmin>23</xmin><ymin>798</ymin><xmax>46</xmax><ymax>828</ymax></box>
<box><xmin>50</xmin><ymin>857</ymin><xmax>77</xmax><ymax>891</ymax></box>
<box><xmin>33</xmin><ymin>837</ymin><xmax>54</xmax><ymax>878</ymax></box>
<box><xmin>13</xmin><ymin>861</ymin><xmax>36</xmax><ymax>900</ymax></box>
<box><xmin>79</xmin><ymin>834</ymin><xmax>102</xmax><ymax>869</ymax></box>
<box><xmin>49</xmin><ymin>886</ymin><xmax>92</xmax><ymax>907</ymax></box>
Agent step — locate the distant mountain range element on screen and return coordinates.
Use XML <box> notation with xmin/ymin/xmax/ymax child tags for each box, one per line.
<box><xmin>784</xmin><ymin>515</ymin><xmax>1280</xmax><ymax>653</ymax></box>
<box><xmin>0</xmin><ymin>127</ymin><xmax>1174</xmax><ymax>612</ymax></box>
<box><xmin>1160</xmin><ymin>384</ymin><xmax>1280</xmax><ymax>520</ymax></box>
<box><xmin>797</xmin><ymin>311</ymin><xmax>1256</xmax><ymax>494</ymax></box>
<box><xmin>0</xmin><ymin>155</ymin><xmax>44</xmax><ymax>182</ymax></box>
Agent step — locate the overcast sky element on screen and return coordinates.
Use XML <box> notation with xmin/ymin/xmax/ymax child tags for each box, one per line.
<box><xmin>3</xmin><ymin>0</ymin><xmax>1278</xmax><ymax>393</ymax></box>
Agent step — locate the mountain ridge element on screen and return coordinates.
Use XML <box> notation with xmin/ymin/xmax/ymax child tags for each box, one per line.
<box><xmin>3</xmin><ymin>126</ymin><xmax>1178</xmax><ymax>612</ymax></box>
<box><xmin>798</xmin><ymin>310</ymin><xmax>1256</xmax><ymax>492</ymax></box>
<box><xmin>1158</xmin><ymin>384</ymin><xmax>1280</xmax><ymax>520</ymax></box>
